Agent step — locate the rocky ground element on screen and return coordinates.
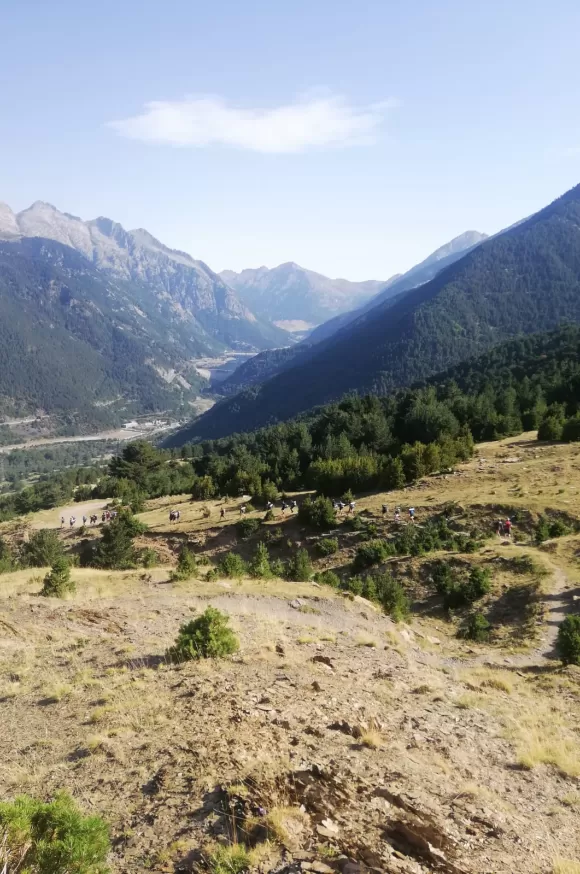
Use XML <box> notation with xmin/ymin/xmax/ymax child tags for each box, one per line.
<box><xmin>1</xmin><ymin>434</ymin><xmax>580</xmax><ymax>874</ymax></box>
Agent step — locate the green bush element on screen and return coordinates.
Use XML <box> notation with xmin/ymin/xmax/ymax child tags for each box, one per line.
<box><xmin>0</xmin><ymin>535</ymin><xmax>14</xmax><ymax>573</ymax></box>
<box><xmin>373</xmin><ymin>572</ymin><xmax>409</xmax><ymax>621</ymax></box>
<box><xmin>270</xmin><ymin>558</ymin><xmax>286</xmax><ymax>577</ymax></box>
<box><xmin>298</xmin><ymin>496</ymin><xmax>337</xmax><ymax>531</ymax></box>
<box><xmin>219</xmin><ymin>552</ymin><xmax>247</xmax><ymax>578</ymax></box>
<box><xmin>431</xmin><ymin>561</ymin><xmax>491</xmax><ymax>610</ymax></box>
<box><xmin>361</xmin><ymin>575</ymin><xmax>378</xmax><ymax>601</ymax></box>
<box><xmin>536</xmin><ymin>515</ymin><xmax>572</xmax><ymax>542</ymax></box>
<box><xmin>0</xmin><ymin>791</ymin><xmax>109</xmax><ymax>874</ymax></box>
<box><xmin>459</xmin><ymin>612</ymin><xmax>491</xmax><ymax>641</ymax></box>
<box><xmin>314</xmin><ymin>569</ymin><xmax>340</xmax><ymax>588</ymax></box>
<box><xmin>263</xmin><ymin>509</ymin><xmax>275</xmax><ymax>522</ymax></box>
<box><xmin>465</xmin><ymin>566</ymin><xmax>491</xmax><ymax>600</ymax></box>
<box><xmin>21</xmin><ymin>529</ymin><xmax>64</xmax><ymax>568</ymax></box>
<box><xmin>562</xmin><ymin>414</ymin><xmax>580</xmax><ymax>443</ymax></box>
<box><xmin>140</xmin><ymin>548</ymin><xmax>158</xmax><ymax>569</ymax></box>
<box><xmin>167</xmin><ymin>607</ymin><xmax>239</xmax><ymax>662</ymax></box>
<box><xmin>286</xmin><ymin>548</ymin><xmax>312</xmax><ymax>582</ymax></box>
<box><xmin>537</xmin><ymin>416</ymin><xmax>564</xmax><ymax>441</ymax></box>
<box><xmin>236</xmin><ymin>517</ymin><xmax>260</xmax><ymax>540</ymax></box>
<box><xmin>558</xmin><ymin>615</ymin><xmax>580</xmax><ymax>665</ymax></box>
<box><xmin>353</xmin><ymin>539</ymin><xmax>389</xmax><ymax>571</ymax></box>
<box><xmin>249</xmin><ymin>542</ymin><xmax>272</xmax><ymax>579</ymax></box>
<box><xmin>171</xmin><ymin>546</ymin><xmax>197</xmax><ymax>581</ymax></box>
<box><xmin>342</xmin><ymin>574</ymin><xmax>363</xmax><ymax>596</ymax></box>
<box><xmin>317</xmin><ymin>537</ymin><xmax>339</xmax><ymax>557</ymax></box>
<box><xmin>88</xmin><ymin>511</ymin><xmax>142</xmax><ymax>570</ymax></box>
<box><xmin>41</xmin><ymin>558</ymin><xmax>75</xmax><ymax>598</ymax></box>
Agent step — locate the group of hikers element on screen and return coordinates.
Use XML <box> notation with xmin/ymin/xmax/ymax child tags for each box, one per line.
<box><xmin>333</xmin><ymin>499</ymin><xmax>356</xmax><ymax>515</ymax></box>
<box><xmin>60</xmin><ymin>511</ymin><xmax>117</xmax><ymax>528</ymax></box>
<box><xmin>381</xmin><ymin>504</ymin><xmax>415</xmax><ymax>522</ymax></box>
<box><xmin>496</xmin><ymin>517</ymin><xmax>513</xmax><ymax>538</ymax></box>
<box><xmin>168</xmin><ymin>510</ymin><xmax>181</xmax><ymax>522</ymax></box>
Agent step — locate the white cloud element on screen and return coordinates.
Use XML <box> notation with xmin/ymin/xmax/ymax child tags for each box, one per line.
<box><xmin>108</xmin><ymin>93</ymin><xmax>397</xmax><ymax>153</ymax></box>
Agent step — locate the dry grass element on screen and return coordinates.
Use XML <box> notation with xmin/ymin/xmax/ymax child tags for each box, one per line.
<box><xmin>355</xmin><ymin>635</ymin><xmax>377</xmax><ymax>648</ymax></box>
<box><xmin>360</xmin><ymin>729</ymin><xmax>383</xmax><ymax>749</ymax></box>
<box><xmin>553</xmin><ymin>860</ymin><xmax>580</xmax><ymax>874</ymax></box>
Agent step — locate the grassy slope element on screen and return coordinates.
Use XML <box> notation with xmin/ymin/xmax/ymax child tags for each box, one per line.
<box><xmin>1</xmin><ymin>434</ymin><xmax>580</xmax><ymax>873</ymax></box>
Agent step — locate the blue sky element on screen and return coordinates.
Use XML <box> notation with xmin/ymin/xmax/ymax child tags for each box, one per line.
<box><xmin>2</xmin><ymin>0</ymin><xmax>580</xmax><ymax>279</ymax></box>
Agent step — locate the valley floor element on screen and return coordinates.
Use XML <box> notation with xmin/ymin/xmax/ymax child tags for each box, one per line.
<box><xmin>2</xmin><ymin>434</ymin><xmax>580</xmax><ymax>873</ymax></box>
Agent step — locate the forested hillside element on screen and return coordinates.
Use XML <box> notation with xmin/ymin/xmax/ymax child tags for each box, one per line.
<box><xmin>181</xmin><ymin>183</ymin><xmax>580</xmax><ymax>440</ymax></box>
<box><xmin>1</xmin><ymin>201</ymin><xmax>289</xmax><ymax>351</ymax></box>
<box><xmin>0</xmin><ymin>238</ymin><xmax>206</xmax><ymax>424</ymax></box>
<box><xmin>159</xmin><ymin>324</ymin><xmax>580</xmax><ymax>500</ymax></box>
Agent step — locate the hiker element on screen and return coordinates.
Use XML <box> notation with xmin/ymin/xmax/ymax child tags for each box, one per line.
<box><xmin>291</xmin><ymin>500</ymin><xmax>297</xmax><ymax>513</ymax></box>
<box><xmin>69</xmin><ymin>516</ymin><xmax>75</xmax><ymax>528</ymax></box>
<box><xmin>496</xmin><ymin>519</ymin><xmax>504</xmax><ymax>537</ymax></box>
<box><xmin>60</xmin><ymin>515</ymin><xmax>65</xmax><ymax>527</ymax></box>
<box><xmin>409</xmin><ymin>507</ymin><xmax>415</xmax><ymax>522</ymax></box>
<box><xmin>382</xmin><ymin>504</ymin><xmax>388</xmax><ymax>516</ymax></box>
<box><xmin>504</xmin><ymin>518</ymin><xmax>512</xmax><ymax>538</ymax></box>
<box><xmin>240</xmin><ymin>505</ymin><xmax>247</xmax><ymax>515</ymax></box>
<box><xmin>220</xmin><ymin>507</ymin><xmax>225</xmax><ymax>520</ymax></box>
<box><xmin>394</xmin><ymin>507</ymin><xmax>401</xmax><ymax>522</ymax></box>
<box><xmin>267</xmin><ymin>501</ymin><xmax>274</xmax><ymax>512</ymax></box>
<box><xmin>82</xmin><ymin>515</ymin><xmax>87</xmax><ymax>526</ymax></box>
<box><xmin>102</xmin><ymin>512</ymin><xmax>106</xmax><ymax>523</ymax></box>
<box><xmin>333</xmin><ymin>500</ymin><xmax>338</xmax><ymax>510</ymax></box>
<box><xmin>338</xmin><ymin>501</ymin><xmax>345</xmax><ymax>515</ymax></box>
<box><xmin>281</xmin><ymin>502</ymin><xmax>287</xmax><ymax>514</ymax></box>
<box><xmin>348</xmin><ymin>501</ymin><xmax>356</xmax><ymax>514</ymax></box>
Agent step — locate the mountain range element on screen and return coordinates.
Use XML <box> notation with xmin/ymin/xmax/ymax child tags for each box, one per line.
<box><xmin>0</xmin><ymin>201</ymin><xmax>288</xmax><ymax>352</ymax></box>
<box><xmin>220</xmin><ymin>262</ymin><xmax>389</xmax><ymax>329</ymax></box>
<box><xmin>170</xmin><ymin>183</ymin><xmax>580</xmax><ymax>442</ymax></box>
<box><xmin>216</xmin><ymin>230</ymin><xmax>488</xmax><ymax>397</ymax></box>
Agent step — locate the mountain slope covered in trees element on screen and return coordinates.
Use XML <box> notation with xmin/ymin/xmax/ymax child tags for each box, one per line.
<box><xmin>0</xmin><ymin>238</ymin><xmax>209</xmax><ymax>424</ymax></box>
<box><xmin>307</xmin><ymin>230</ymin><xmax>488</xmax><ymax>345</ymax></box>
<box><xmin>0</xmin><ymin>201</ymin><xmax>288</xmax><ymax>351</ymax></box>
<box><xmin>161</xmin><ymin>324</ymin><xmax>580</xmax><ymax>499</ymax></box>
<box><xmin>177</xmin><ymin>183</ymin><xmax>580</xmax><ymax>440</ymax></box>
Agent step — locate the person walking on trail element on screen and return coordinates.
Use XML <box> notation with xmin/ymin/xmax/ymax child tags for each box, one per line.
<box><xmin>382</xmin><ymin>504</ymin><xmax>388</xmax><ymax>517</ymax></box>
<box><xmin>394</xmin><ymin>507</ymin><xmax>401</xmax><ymax>522</ymax></box>
<box><xmin>504</xmin><ymin>518</ymin><xmax>512</xmax><ymax>538</ymax></box>
<box><xmin>82</xmin><ymin>515</ymin><xmax>87</xmax><ymax>526</ymax></box>
<box><xmin>240</xmin><ymin>505</ymin><xmax>247</xmax><ymax>515</ymax></box>
<box><xmin>220</xmin><ymin>507</ymin><xmax>225</xmax><ymax>520</ymax></box>
<box><xmin>496</xmin><ymin>518</ymin><xmax>504</xmax><ymax>537</ymax></box>
<box><xmin>337</xmin><ymin>501</ymin><xmax>345</xmax><ymax>515</ymax></box>
<box><xmin>61</xmin><ymin>516</ymin><xmax>65</xmax><ymax>527</ymax></box>
<box><xmin>408</xmin><ymin>507</ymin><xmax>415</xmax><ymax>522</ymax></box>
<box><xmin>69</xmin><ymin>516</ymin><xmax>75</xmax><ymax>528</ymax></box>
<box><xmin>281</xmin><ymin>502</ymin><xmax>287</xmax><ymax>515</ymax></box>
<box><xmin>348</xmin><ymin>501</ymin><xmax>356</xmax><ymax>514</ymax></box>
<box><xmin>267</xmin><ymin>501</ymin><xmax>274</xmax><ymax>512</ymax></box>
<box><xmin>291</xmin><ymin>500</ymin><xmax>297</xmax><ymax>513</ymax></box>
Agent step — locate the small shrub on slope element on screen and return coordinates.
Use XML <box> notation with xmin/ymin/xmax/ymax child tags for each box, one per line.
<box><xmin>171</xmin><ymin>546</ymin><xmax>197</xmax><ymax>581</ymax></box>
<box><xmin>219</xmin><ymin>552</ymin><xmax>247</xmax><ymax>578</ymax></box>
<box><xmin>298</xmin><ymin>496</ymin><xmax>336</xmax><ymax>531</ymax></box>
<box><xmin>167</xmin><ymin>607</ymin><xmax>239</xmax><ymax>662</ymax></box>
<box><xmin>0</xmin><ymin>791</ymin><xmax>109</xmax><ymax>874</ymax></box>
<box><xmin>317</xmin><ymin>537</ymin><xmax>338</xmax><ymax>556</ymax></box>
<box><xmin>21</xmin><ymin>529</ymin><xmax>64</xmax><ymax>568</ymax></box>
<box><xmin>249</xmin><ymin>542</ymin><xmax>272</xmax><ymax>579</ymax></box>
<box><xmin>236</xmin><ymin>517</ymin><xmax>260</xmax><ymax>540</ymax></box>
<box><xmin>41</xmin><ymin>558</ymin><xmax>75</xmax><ymax>598</ymax></box>
<box><xmin>558</xmin><ymin>615</ymin><xmax>580</xmax><ymax>666</ymax></box>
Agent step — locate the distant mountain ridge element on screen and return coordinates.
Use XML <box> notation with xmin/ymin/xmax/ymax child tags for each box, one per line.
<box><xmin>172</xmin><ymin>183</ymin><xmax>580</xmax><ymax>441</ymax></box>
<box><xmin>0</xmin><ymin>201</ymin><xmax>288</xmax><ymax>352</ymax></box>
<box><xmin>307</xmin><ymin>230</ymin><xmax>488</xmax><ymax>345</ymax></box>
<box><xmin>220</xmin><ymin>261</ymin><xmax>390</xmax><ymax>327</ymax></box>
<box><xmin>0</xmin><ymin>237</ymin><xmax>208</xmax><ymax>426</ymax></box>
